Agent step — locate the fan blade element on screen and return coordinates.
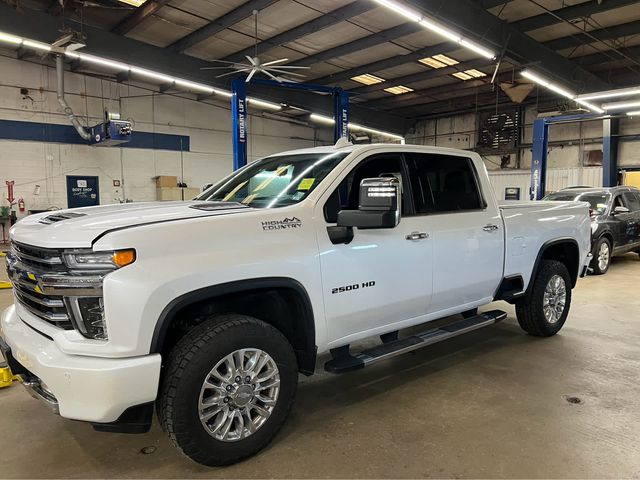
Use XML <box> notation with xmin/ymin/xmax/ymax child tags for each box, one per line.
<box><xmin>261</xmin><ymin>58</ymin><xmax>289</xmax><ymax>67</ymax></box>
<box><xmin>216</xmin><ymin>68</ymin><xmax>251</xmax><ymax>78</ymax></box>
<box><xmin>264</xmin><ymin>65</ymin><xmax>310</xmax><ymax>70</ymax></box>
<box><xmin>245</xmin><ymin>69</ymin><xmax>257</xmax><ymax>83</ymax></box>
<box><xmin>246</xmin><ymin>55</ymin><xmax>257</xmax><ymax>66</ymax></box>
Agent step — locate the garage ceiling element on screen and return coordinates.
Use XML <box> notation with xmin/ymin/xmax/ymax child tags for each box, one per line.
<box><xmin>2</xmin><ymin>0</ymin><xmax>640</xmax><ymax>127</ymax></box>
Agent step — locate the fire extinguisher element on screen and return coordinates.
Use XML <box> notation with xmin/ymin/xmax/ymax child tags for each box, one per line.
<box><xmin>17</xmin><ymin>198</ymin><xmax>25</xmax><ymax>213</ymax></box>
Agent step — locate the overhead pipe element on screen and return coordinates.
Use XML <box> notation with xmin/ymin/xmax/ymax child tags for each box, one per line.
<box><xmin>55</xmin><ymin>55</ymin><xmax>91</xmax><ymax>141</ymax></box>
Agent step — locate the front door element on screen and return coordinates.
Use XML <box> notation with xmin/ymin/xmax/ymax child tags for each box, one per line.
<box><xmin>315</xmin><ymin>153</ymin><xmax>433</xmax><ymax>346</ymax></box>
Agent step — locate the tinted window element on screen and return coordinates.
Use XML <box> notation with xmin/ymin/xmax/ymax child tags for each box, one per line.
<box><xmin>324</xmin><ymin>154</ymin><xmax>405</xmax><ymax>223</ymax></box>
<box><xmin>405</xmin><ymin>153</ymin><xmax>484</xmax><ymax>214</ymax></box>
<box><xmin>623</xmin><ymin>192</ymin><xmax>640</xmax><ymax>211</ymax></box>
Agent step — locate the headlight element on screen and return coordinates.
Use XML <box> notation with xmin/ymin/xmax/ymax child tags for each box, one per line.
<box><xmin>63</xmin><ymin>249</ymin><xmax>136</xmax><ymax>271</ymax></box>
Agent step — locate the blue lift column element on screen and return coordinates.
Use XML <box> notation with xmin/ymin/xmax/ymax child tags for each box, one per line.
<box><xmin>530</xmin><ymin>118</ymin><xmax>549</xmax><ymax>200</ymax></box>
<box><xmin>602</xmin><ymin>117</ymin><xmax>619</xmax><ymax>187</ymax></box>
<box><xmin>231</xmin><ymin>78</ymin><xmax>248</xmax><ymax>171</ymax></box>
<box><xmin>333</xmin><ymin>88</ymin><xmax>349</xmax><ymax>142</ymax></box>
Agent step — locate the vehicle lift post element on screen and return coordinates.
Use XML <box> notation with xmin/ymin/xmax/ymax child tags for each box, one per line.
<box><xmin>530</xmin><ymin>113</ymin><xmax>618</xmax><ymax>200</ymax></box>
<box><xmin>231</xmin><ymin>77</ymin><xmax>350</xmax><ymax>170</ymax></box>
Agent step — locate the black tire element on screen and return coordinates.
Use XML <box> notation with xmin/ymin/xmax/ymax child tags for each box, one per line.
<box><xmin>590</xmin><ymin>237</ymin><xmax>612</xmax><ymax>275</ymax></box>
<box><xmin>515</xmin><ymin>260</ymin><xmax>572</xmax><ymax>337</ymax></box>
<box><xmin>157</xmin><ymin>314</ymin><xmax>298</xmax><ymax>466</ymax></box>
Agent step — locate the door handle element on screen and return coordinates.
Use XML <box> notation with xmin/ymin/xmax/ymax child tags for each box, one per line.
<box><xmin>406</xmin><ymin>231</ymin><xmax>429</xmax><ymax>241</ymax></box>
<box><xmin>483</xmin><ymin>224</ymin><xmax>499</xmax><ymax>232</ymax></box>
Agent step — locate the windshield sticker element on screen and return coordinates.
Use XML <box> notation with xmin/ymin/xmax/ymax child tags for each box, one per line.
<box><xmin>262</xmin><ymin>217</ymin><xmax>302</xmax><ymax>231</ymax></box>
<box><xmin>297</xmin><ymin>178</ymin><xmax>315</xmax><ymax>191</ymax></box>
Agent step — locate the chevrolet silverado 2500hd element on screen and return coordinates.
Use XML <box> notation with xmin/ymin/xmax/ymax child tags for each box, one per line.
<box><xmin>1</xmin><ymin>143</ymin><xmax>592</xmax><ymax>466</ymax></box>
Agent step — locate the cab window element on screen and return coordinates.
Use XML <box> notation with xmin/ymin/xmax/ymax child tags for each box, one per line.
<box><xmin>323</xmin><ymin>154</ymin><xmax>407</xmax><ymax>223</ymax></box>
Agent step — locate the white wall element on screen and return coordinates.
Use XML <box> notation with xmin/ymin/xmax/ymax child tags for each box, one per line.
<box><xmin>0</xmin><ymin>54</ymin><xmax>332</xmax><ymax>215</ymax></box>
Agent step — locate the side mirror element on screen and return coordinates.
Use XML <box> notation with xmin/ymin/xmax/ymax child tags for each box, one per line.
<box><xmin>613</xmin><ymin>206</ymin><xmax>630</xmax><ymax>215</ymax></box>
<box><xmin>337</xmin><ymin>177</ymin><xmax>400</xmax><ymax>229</ymax></box>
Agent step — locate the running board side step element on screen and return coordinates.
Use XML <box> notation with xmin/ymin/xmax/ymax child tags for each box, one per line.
<box><xmin>324</xmin><ymin>310</ymin><xmax>507</xmax><ymax>374</ymax></box>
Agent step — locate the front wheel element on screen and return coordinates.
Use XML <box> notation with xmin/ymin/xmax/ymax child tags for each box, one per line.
<box><xmin>515</xmin><ymin>260</ymin><xmax>572</xmax><ymax>337</ymax></box>
<box><xmin>157</xmin><ymin>314</ymin><xmax>298</xmax><ymax>466</ymax></box>
<box><xmin>591</xmin><ymin>237</ymin><xmax>611</xmax><ymax>275</ymax></box>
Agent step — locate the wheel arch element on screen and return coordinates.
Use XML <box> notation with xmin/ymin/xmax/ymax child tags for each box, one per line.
<box><xmin>150</xmin><ymin>277</ymin><xmax>317</xmax><ymax>375</ymax></box>
<box><xmin>530</xmin><ymin>238</ymin><xmax>580</xmax><ymax>290</ymax></box>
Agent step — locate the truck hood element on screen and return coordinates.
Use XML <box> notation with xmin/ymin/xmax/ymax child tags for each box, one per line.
<box><xmin>10</xmin><ymin>201</ymin><xmax>253</xmax><ymax>248</ymax></box>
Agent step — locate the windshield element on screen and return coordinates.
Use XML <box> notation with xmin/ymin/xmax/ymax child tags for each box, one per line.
<box><xmin>544</xmin><ymin>191</ymin><xmax>610</xmax><ymax>215</ymax></box>
<box><xmin>197</xmin><ymin>152</ymin><xmax>349</xmax><ymax>208</ymax></box>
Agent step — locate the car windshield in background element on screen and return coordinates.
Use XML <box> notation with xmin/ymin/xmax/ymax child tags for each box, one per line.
<box><xmin>544</xmin><ymin>192</ymin><xmax>610</xmax><ymax>215</ymax></box>
<box><xmin>197</xmin><ymin>152</ymin><xmax>348</xmax><ymax>208</ymax></box>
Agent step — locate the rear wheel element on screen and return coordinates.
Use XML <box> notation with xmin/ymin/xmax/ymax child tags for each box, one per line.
<box><xmin>157</xmin><ymin>314</ymin><xmax>298</xmax><ymax>466</ymax></box>
<box><xmin>591</xmin><ymin>237</ymin><xmax>611</xmax><ymax>275</ymax></box>
<box><xmin>515</xmin><ymin>260</ymin><xmax>572</xmax><ymax>337</ymax></box>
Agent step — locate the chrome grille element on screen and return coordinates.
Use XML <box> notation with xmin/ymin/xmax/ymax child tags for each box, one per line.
<box><xmin>6</xmin><ymin>243</ymin><xmax>74</xmax><ymax>330</ymax></box>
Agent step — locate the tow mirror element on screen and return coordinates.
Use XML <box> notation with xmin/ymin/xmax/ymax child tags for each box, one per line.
<box><xmin>337</xmin><ymin>177</ymin><xmax>400</xmax><ymax>229</ymax></box>
<box><xmin>613</xmin><ymin>206</ymin><xmax>630</xmax><ymax>214</ymax></box>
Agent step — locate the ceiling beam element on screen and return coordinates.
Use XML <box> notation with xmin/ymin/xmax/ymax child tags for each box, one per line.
<box><xmin>289</xmin><ymin>23</ymin><xmax>423</xmax><ymax>67</ymax></box>
<box><xmin>221</xmin><ymin>0</ymin><xmax>373</xmax><ymax>63</ymax></box>
<box><xmin>512</xmin><ymin>0</ymin><xmax>639</xmax><ymax>32</ymax></box>
<box><xmin>0</xmin><ymin>3</ymin><xmax>407</xmax><ymax>134</ymax></box>
<box><xmin>406</xmin><ymin>0</ymin><xmax>609</xmax><ymax>92</ymax></box>
<box><xmin>112</xmin><ymin>0</ymin><xmax>172</xmax><ymax>36</ymax></box>
<box><xmin>543</xmin><ymin>20</ymin><xmax>640</xmax><ymax>52</ymax></box>
<box><xmin>169</xmin><ymin>0</ymin><xmax>277</xmax><ymax>53</ymax></box>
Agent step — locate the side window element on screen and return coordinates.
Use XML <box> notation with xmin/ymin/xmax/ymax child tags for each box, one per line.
<box><xmin>405</xmin><ymin>153</ymin><xmax>484</xmax><ymax>214</ymax></box>
<box><xmin>323</xmin><ymin>154</ymin><xmax>405</xmax><ymax>223</ymax></box>
<box><xmin>623</xmin><ymin>192</ymin><xmax>640</xmax><ymax>211</ymax></box>
<box><xmin>613</xmin><ymin>195</ymin><xmax>627</xmax><ymax>210</ymax></box>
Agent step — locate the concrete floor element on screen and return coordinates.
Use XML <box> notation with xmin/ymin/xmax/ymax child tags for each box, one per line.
<box><xmin>1</xmin><ymin>254</ymin><xmax>639</xmax><ymax>478</ymax></box>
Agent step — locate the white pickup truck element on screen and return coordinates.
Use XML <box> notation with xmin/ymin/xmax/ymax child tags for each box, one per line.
<box><xmin>1</xmin><ymin>143</ymin><xmax>592</xmax><ymax>466</ymax></box>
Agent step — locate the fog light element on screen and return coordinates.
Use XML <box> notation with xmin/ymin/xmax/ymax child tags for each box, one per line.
<box><xmin>68</xmin><ymin>297</ymin><xmax>107</xmax><ymax>340</ymax></box>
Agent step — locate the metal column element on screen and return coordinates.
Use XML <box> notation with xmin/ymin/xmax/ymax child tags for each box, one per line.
<box><xmin>602</xmin><ymin>117</ymin><xmax>619</xmax><ymax>187</ymax></box>
<box><xmin>333</xmin><ymin>88</ymin><xmax>349</xmax><ymax>142</ymax></box>
<box><xmin>231</xmin><ymin>78</ymin><xmax>248</xmax><ymax>170</ymax></box>
<box><xmin>530</xmin><ymin>118</ymin><xmax>549</xmax><ymax>200</ymax></box>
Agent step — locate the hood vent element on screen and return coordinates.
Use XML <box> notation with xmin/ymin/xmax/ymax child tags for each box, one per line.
<box><xmin>40</xmin><ymin>212</ymin><xmax>87</xmax><ymax>225</ymax></box>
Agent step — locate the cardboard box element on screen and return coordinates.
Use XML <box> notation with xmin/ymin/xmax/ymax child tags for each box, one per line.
<box><xmin>154</xmin><ymin>175</ymin><xmax>178</xmax><ymax>188</ymax></box>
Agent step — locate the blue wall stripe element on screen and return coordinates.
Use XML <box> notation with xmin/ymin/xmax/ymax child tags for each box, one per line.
<box><xmin>0</xmin><ymin>119</ymin><xmax>190</xmax><ymax>151</ymax></box>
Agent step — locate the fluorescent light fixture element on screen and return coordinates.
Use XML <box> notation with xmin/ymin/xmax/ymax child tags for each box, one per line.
<box><xmin>309</xmin><ymin>114</ymin><xmax>404</xmax><ymax>141</ymax></box>
<box><xmin>372</xmin><ymin>0</ymin><xmax>422</xmax><ymax>22</ymax></box>
<box><xmin>309</xmin><ymin>113</ymin><xmax>335</xmax><ymax>125</ymax></box>
<box><xmin>602</xmin><ymin>99</ymin><xmax>640</xmax><ymax>111</ymax></box>
<box><xmin>22</xmin><ymin>40</ymin><xmax>51</xmax><ymax>52</ymax></box>
<box><xmin>247</xmin><ymin>98</ymin><xmax>282</xmax><ymax>110</ymax></box>
<box><xmin>372</xmin><ymin>0</ymin><xmax>495</xmax><ymax>59</ymax></box>
<box><xmin>452</xmin><ymin>71</ymin><xmax>472</xmax><ymax>80</ymax></box>
<box><xmin>432</xmin><ymin>54</ymin><xmax>458</xmax><ymax>66</ymax></box>
<box><xmin>464</xmin><ymin>69</ymin><xmax>486</xmax><ymax>78</ymax></box>
<box><xmin>0</xmin><ymin>32</ymin><xmax>22</xmax><ymax>45</ymax></box>
<box><xmin>419</xmin><ymin>54</ymin><xmax>458</xmax><ymax>69</ymax></box>
<box><xmin>575</xmin><ymin>99</ymin><xmax>605</xmax><ymax>114</ymax></box>
<box><xmin>521</xmin><ymin>70</ymin><xmax>575</xmax><ymax>99</ymax></box>
<box><xmin>626</xmin><ymin>110</ymin><xmax>640</xmax><ymax>116</ymax></box>
<box><xmin>351</xmin><ymin>73</ymin><xmax>385</xmax><ymax>85</ymax></box>
<box><xmin>577</xmin><ymin>87</ymin><xmax>640</xmax><ymax>101</ymax></box>
<box><xmin>384</xmin><ymin>85</ymin><xmax>414</xmax><ymax>94</ymax></box>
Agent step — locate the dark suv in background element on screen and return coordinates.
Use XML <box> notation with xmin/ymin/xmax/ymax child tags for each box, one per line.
<box><xmin>544</xmin><ymin>186</ymin><xmax>640</xmax><ymax>274</ymax></box>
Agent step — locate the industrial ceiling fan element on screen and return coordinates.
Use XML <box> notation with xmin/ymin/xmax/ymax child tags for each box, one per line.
<box><xmin>201</xmin><ymin>9</ymin><xmax>310</xmax><ymax>83</ymax></box>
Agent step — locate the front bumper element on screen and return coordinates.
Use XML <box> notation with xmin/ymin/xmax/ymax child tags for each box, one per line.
<box><xmin>0</xmin><ymin>304</ymin><xmax>161</xmax><ymax>423</ymax></box>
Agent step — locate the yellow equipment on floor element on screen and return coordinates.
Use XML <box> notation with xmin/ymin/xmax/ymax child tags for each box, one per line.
<box><xmin>0</xmin><ymin>364</ymin><xmax>19</xmax><ymax>388</ymax></box>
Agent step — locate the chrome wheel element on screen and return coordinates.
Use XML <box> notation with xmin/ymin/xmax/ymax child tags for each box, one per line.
<box><xmin>198</xmin><ymin>348</ymin><xmax>280</xmax><ymax>442</ymax></box>
<box><xmin>597</xmin><ymin>242</ymin><xmax>610</xmax><ymax>271</ymax></box>
<box><xmin>543</xmin><ymin>274</ymin><xmax>567</xmax><ymax>324</ymax></box>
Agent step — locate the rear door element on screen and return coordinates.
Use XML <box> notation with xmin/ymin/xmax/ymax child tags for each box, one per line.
<box><xmin>404</xmin><ymin>152</ymin><xmax>504</xmax><ymax>314</ymax></box>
